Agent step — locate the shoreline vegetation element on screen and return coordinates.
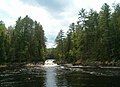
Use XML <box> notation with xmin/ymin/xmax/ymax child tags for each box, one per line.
<box><xmin>1</xmin><ymin>3</ymin><xmax>120</xmax><ymax>67</ymax></box>
<box><xmin>54</xmin><ymin>3</ymin><xmax>120</xmax><ymax>66</ymax></box>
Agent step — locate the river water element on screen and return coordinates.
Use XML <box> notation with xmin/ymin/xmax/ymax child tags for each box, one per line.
<box><xmin>0</xmin><ymin>66</ymin><xmax>120</xmax><ymax>87</ymax></box>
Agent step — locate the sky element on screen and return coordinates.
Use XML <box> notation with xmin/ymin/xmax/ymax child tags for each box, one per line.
<box><xmin>0</xmin><ymin>0</ymin><xmax>120</xmax><ymax>48</ymax></box>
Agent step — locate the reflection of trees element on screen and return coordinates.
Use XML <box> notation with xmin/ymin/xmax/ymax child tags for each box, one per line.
<box><xmin>56</xmin><ymin>69</ymin><xmax>68</xmax><ymax>87</ymax></box>
<box><xmin>0</xmin><ymin>67</ymin><xmax>46</xmax><ymax>87</ymax></box>
<box><xmin>14</xmin><ymin>67</ymin><xmax>46</xmax><ymax>87</ymax></box>
<box><xmin>26</xmin><ymin>68</ymin><xmax>46</xmax><ymax>87</ymax></box>
<box><xmin>56</xmin><ymin>69</ymin><xmax>120</xmax><ymax>87</ymax></box>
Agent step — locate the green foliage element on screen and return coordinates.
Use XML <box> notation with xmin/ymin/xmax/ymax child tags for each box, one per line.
<box><xmin>55</xmin><ymin>3</ymin><xmax>120</xmax><ymax>64</ymax></box>
<box><xmin>55</xmin><ymin>30</ymin><xmax>65</xmax><ymax>62</ymax></box>
<box><xmin>0</xmin><ymin>21</ymin><xmax>7</xmax><ymax>64</ymax></box>
<box><xmin>0</xmin><ymin>16</ymin><xmax>46</xmax><ymax>64</ymax></box>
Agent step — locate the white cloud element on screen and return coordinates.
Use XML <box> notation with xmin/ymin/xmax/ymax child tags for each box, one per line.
<box><xmin>46</xmin><ymin>42</ymin><xmax>56</xmax><ymax>48</ymax></box>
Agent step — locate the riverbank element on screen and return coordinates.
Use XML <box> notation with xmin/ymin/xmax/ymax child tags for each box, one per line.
<box><xmin>64</xmin><ymin>64</ymin><xmax>120</xmax><ymax>70</ymax></box>
<box><xmin>0</xmin><ymin>62</ymin><xmax>44</xmax><ymax>69</ymax></box>
<box><xmin>62</xmin><ymin>60</ymin><xmax>120</xmax><ymax>70</ymax></box>
<box><xmin>25</xmin><ymin>62</ymin><xmax>43</xmax><ymax>67</ymax></box>
<box><xmin>73</xmin><ymin>59</ymin><xmax>120</xmax><ymax>67</ymax></box>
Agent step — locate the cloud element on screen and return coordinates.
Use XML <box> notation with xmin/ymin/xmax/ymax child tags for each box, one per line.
<box><xmin>21</xmin><ymin>0</ymin><xmax>71</xmax><ymax>12</ymax></box>
<box><xmin>21</xmin><ymin>0</ymin><xmax>73</xmax><ymax>20</ymax></box>
<box><xmin>46</xmin><ymin>42</ymin><xmax>56</xmax><ymax>48</ymax></box>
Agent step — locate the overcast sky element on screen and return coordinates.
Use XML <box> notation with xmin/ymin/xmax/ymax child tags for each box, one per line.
<box><xmin>0</xmin><ymin>0</ymin><xmax>120</xmax><ymax>48</ymax></box>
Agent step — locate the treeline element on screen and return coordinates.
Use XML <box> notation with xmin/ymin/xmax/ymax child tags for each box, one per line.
<box><xmin>55</xmin><ymin>3</ymin><xmax>120</xmax><ymax>64</ymax></box>
<box><xmin>0</xmin><ymin>15</ymin><xmax>46</xmax><ymax>64</ymax></box>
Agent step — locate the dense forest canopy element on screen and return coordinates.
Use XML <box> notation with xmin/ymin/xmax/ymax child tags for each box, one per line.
<box><xmin>55</xmin><ymin>3</ymin><xmax>120</xmax><ymax>65</ymax></box>
<box><xmin>0</xmin><ymin>15</ymin><xmax>46</xmax><ymax>64</ymax></box>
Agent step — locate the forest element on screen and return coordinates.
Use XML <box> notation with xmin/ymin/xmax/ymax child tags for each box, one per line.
<box><xmin>0</xmin><ymin>3</ymin><xmax>120</xmax><ymax>66</ymax></box>
<box><xmin>0</xmin><ymin>15</ymin><xmax>46</xmax><ymax>64</ymax></box>
<box><xmin>54</xmin><ymin>3</ymin><xmax>120</xmax><ymax>65</ymax></box>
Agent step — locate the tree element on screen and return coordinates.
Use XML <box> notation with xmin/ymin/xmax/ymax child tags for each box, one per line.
<box><xmin>0</xmin><ymin>21</ymin><xmax>7</xmax><ymax>64</ymax></box>
<box><xmin>110</xmin><ymin>4</ymin><xmax>120</xmax><ymax>60</ymax></box>
<box><xmin>9</xmin><ymin>15</ymin><xmax>46</xmax><ymax>63</ymax></box>
<box><xmin>55</xmin><ymin>29</ymin><xmax>65</xmax><ymax>62</ymax></box>
<box><xmin>98</xmin><ymin>3</ymin><xmax>111</xmax><ymax>61</ymax></box>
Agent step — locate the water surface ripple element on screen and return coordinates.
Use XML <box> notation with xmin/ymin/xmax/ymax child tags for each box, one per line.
<box><xmin>0</xmin><ymin>66</ymin><xmax>120</xmax><ymax>87</ymax></box>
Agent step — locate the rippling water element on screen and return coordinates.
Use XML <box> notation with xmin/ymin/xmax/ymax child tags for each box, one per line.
<box><xmin>0</xmin><ymin>66</ymin><xmax>120</xmax><ymax>87</ymax></box>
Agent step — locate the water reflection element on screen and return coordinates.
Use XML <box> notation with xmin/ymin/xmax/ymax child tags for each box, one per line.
<box><xmin>0</xmin><ymin>67</ymin><xmax>45</xmax><ymax>87</ymax></box>
<box><xmin>44</xmin><ymin>67</ymin><xmax>57</xmax><ymax>87</ymax></box>
<box><xmin>0</xmin><ymin>66</ymin><xmax>120</xmax><ymax>87</ymax></box>
<box><xmin>56</xmin><ymin>67</ymin><xmax>120</xmax><ymax>87</ymax></box>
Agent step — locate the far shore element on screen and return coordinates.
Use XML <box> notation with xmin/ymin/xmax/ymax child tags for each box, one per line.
<box><xmin>1</xmin><ymin>60</ymin><xmax>120</xmax><ymax>69</ymax></box>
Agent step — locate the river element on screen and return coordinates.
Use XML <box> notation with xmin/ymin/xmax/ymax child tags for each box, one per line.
<box><xmin>0</xmin><ymin>66</ymin><xmax>120</xmax><ymax>87</ymax></box>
